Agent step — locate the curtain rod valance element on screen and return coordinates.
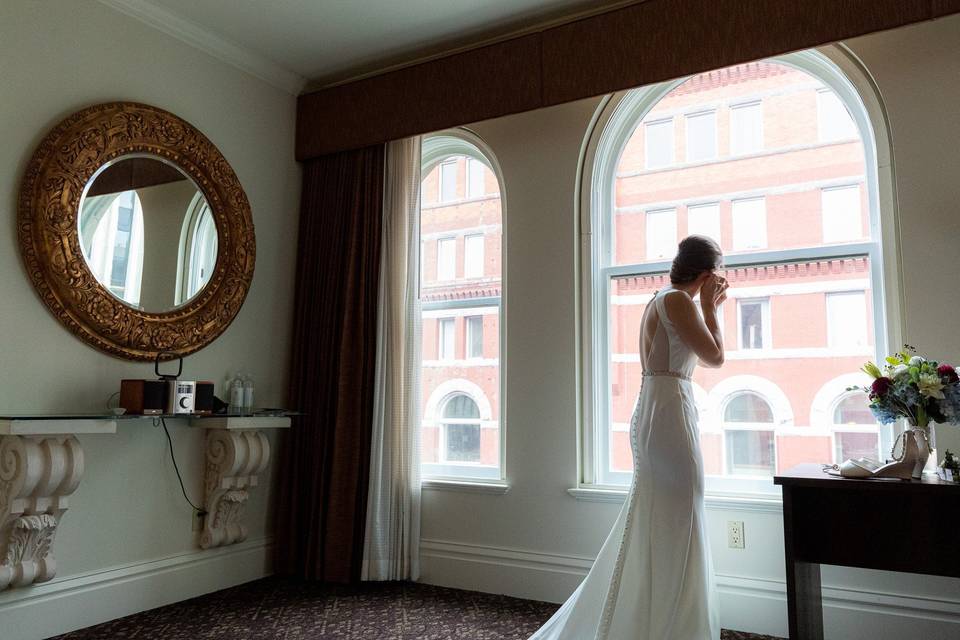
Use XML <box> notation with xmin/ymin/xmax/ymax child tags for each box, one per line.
<box><xmin>297</xmin><ymin>0</ymin><xmax>959</xmax><ymax>160</ymax></box>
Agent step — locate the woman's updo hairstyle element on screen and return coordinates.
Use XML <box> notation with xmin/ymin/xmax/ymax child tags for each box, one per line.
<box><xmin>669</xmin><ymin>235</ymin><xmax>723</xmax><ymax>285</ymax></box>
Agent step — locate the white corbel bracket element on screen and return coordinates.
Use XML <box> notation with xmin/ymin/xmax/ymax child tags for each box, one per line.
<box><xmin>0</xmin><ymin>419</ymin><xmax>115</xmax><ymax>591</ymax></box>
<box><xmin>192</xmin><ymin>417</ymin><xmax>290</xmax><ymax>550</ymax></box>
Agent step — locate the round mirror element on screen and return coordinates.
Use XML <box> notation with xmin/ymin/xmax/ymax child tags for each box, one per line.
<box><xmin>19</xmin><ymin>102</ymin><xmax>255</xmax><ymax>360</ymax></box>
<box><xmin>78</xmin><ymin>155</ymin><xmax>219</xmax><ymax>311</ymax></box>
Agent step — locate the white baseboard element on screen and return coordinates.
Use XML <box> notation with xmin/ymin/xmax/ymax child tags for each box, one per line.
<box><xmin>420</xmin><ymin>538</ymin><xmax>960</xmax><ymax>639</ymax></box>
<box><xmin>0</xmin><ymin>538</ymin><xmax>274</xmax><ymax>640</ymax></box>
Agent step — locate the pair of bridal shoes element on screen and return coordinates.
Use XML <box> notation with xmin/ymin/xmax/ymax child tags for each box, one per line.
<box><xmin>825</xmin><ymin>430</ymin><xmax>920</xmax><ymax>480</ymax></box>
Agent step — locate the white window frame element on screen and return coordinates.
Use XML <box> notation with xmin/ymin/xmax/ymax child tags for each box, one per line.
<box><xmin>577</xmin><ymin>49</ymin><xmax>900</xmax><ymax>502</ymax></box>
<box><xmin>437</xmin><ymin>317</ymin><xmax>455</xmax><ymax>361</ymax></box>
<box><xmin>421</xmin><ymin>131</ymin><xmax>508</xmax><ymax>485</ymax></box>
<box><xmin>464</xmin><ymin>233</ymin><xmax>485</xmax><ymax>278</ymax></box>
<box><xmin>826</xmin><ymin>290</ymin><xmax>868</xmax><ymax>349</ymax></box>
<box><xmin>436</xmin><ymin>236</ymin><xmax>456</xmax><ymax>281</ymax></box>
<box><xmin>685</xmin><ymin>109</ymin><xmax>718</xmax><ymax>163</ymax></box>
<box><xmin>821</xmin><ymin>184</ymin><xmax>863</xmax><ymax>243</ymax></box>
<box><xmin>644</xmin><ymin>208</ymin><xmax>677</xmax><ymax>260</ymax></box>
<box><xmin>736</xmin><ymin>298</ymin><xmax>771</xmax><ymax>350</ymax></box>
<box><xmin>644</xmin><ymin>117</ymin><xmax>674</xmax><ymax>169</ymax></box>
<box><xmin>466</xmin><ymin>157</ymin><xmax>486</xmax><ymax>199</ymax></box>
<box><xmin>465</xmin><ymin>315</ymin><xmax>484</xmax><ymax>359</ymax></box>
<box><xmin>817</xmin><ymin>87</ymin><xmax>859</xmax><ymax>143</ymax></box>
<box><xmin>686</xmin><ymin>202</ymin><xmax>721</xmax><ymax>244</ymax></box>
<box><xmin>439</xmin><ymin>159</ymin><xmax>458</xmax><ymax>203</ymax></box>
<box><xmin>729</xmin><ymin>100</ymin><xmax>764</xmax><ymax>156</ymax></box>
<box><xmin>731</xmin><ymin>197</ymin><xmax>768</xmax><ymax>251</ymax></box>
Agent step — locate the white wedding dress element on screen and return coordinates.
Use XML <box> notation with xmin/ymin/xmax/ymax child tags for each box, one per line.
<box><xmin>529</xmin><ymin>287</ymin><xmax>720</xmax><ymax>640</ymax></box>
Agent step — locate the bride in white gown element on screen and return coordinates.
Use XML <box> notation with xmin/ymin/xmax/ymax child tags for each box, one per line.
<box><xmin>530</xmin><ymin>235</ymin><xmax>728</xmax><ymax>640</ymax></box>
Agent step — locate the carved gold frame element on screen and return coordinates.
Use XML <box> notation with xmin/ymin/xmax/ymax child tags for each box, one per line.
<box><xmin>18</xmin><ymin>102</ymin><xmax>255</xmax><ymax>360</ymax></box>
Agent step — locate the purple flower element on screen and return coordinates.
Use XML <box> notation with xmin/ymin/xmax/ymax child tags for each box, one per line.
<box><xmin>871</xmin><ymin>377</ymin><xmax>892</xmax><ymax>398</ymax></box>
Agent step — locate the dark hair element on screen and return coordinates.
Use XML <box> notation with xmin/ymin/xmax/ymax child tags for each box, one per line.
<box><xmin>669</xmin><ymin>235</ymin><xmax>723</xmax><ymax>284</ymax></box>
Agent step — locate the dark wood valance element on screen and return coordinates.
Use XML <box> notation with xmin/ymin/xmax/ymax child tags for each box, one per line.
<box><xmin>297</xmin><ymin>0</ymin><xmax>960</xmax><ymax>160</ymax></box>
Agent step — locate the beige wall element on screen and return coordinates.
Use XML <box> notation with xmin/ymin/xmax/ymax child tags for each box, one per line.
<box><xmin>136</xmin><ymin>180</ymin><xmax>201</xmax><ymax>310</ymax></box>
<box><xmin>0</xmin><ymin>1</ymin><xmax>298</xmax><ymax>635</ymax></box>
<box><xmin>420</xmin><ymin>15</ymin><xmax>960</xmax><ymax>639</ymax></box>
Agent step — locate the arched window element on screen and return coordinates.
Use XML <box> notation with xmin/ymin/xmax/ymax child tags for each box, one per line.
<box><xmin>420</xmin><ymin>131</ymin><xmax>504</xmax><ymax>481</ymax></box>
<box><xmin>831</xmin><ymin>391</ymin><xmax>880</xmax><ymax>463</ymax></box>
<box><xmin>724</xmin><ymin>392</ymin><xmax>775</xmax><ymax>424</ymax></box>
<box><xmin>833</xmin><ymin>392</ymin><xmax>873</xmax><ymax>425</ymax></box>
<box><xmin>582</xmin><ymin>49</ymin><xmax>894</xmax><ymax>493</ymax></box>
<box><xmin>723</xmin><ymin>392</ymin><xmax>776</xmax><ymax>476</ymax></box>
<box><xmin>176</xmin><ymin>195</ymin><xmax>218</xmax><ymax>305</ymax></box>
<box><xmin>441</xmin><ymin>394</ymin><xmax>482</xmax><ymax>463</ymax></box>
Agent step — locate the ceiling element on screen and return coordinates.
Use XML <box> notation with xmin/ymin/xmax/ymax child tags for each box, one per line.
<box><xmin>101</xmin><ymin>0</ymin><xmax>632</xmax><ymax>95</ymax></box>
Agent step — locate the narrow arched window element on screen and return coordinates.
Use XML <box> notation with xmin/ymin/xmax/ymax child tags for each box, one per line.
<box><xmin>176</xmin><ymin>195</ymin><xmax>218</xmax><ymax>305</ymax></box>
<box><xmin>420</xmin><ymin>132</ymin><xmax>504</xmax><ymax>481</ymax></box>
<box><xmin>583</xmin><ymin>50</ymin><xmax>894</xmax><ymax>494</ymax></box>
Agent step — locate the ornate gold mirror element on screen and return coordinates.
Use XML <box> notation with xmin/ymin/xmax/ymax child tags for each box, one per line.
<box><xmin>18</xmin><ymin>102</ymin><xmax>255</xmax><ymax>360</ymax></box>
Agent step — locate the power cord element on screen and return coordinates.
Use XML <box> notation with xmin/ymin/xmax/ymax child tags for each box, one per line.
<box><xmin>155</xmin><ymin>417</ymin><xmax>207</xmax><ymax>516</ymax></box>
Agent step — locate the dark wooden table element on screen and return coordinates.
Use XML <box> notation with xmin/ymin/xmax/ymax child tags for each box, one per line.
<box><xmin>774</xmin><ymin>464</ymin><xmax>960</xmax><ymax>639</ymax></box>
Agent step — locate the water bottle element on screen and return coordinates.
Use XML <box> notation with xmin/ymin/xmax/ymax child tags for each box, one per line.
<box><xmin>243</xmin><ymin>374</ymin><xmax>254</xmax><ymax>412</ymax></box>
<box><xmin>223</xmin><ymin>372</ymin><xmax>234</xmax><ymax>400</ymax></box>
<box><xmin>230</xmin><ymin>373</ymin><xmax>244</xmax><ymax>413</ymax></box>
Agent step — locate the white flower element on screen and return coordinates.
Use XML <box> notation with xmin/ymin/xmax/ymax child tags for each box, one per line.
<box><xmin>891</xmin><ymin>364</ymin><xmax>910</xmax><ymax>379</ymax></box>
<box><xmin>909</xmin><ymin>356</ymin><xmax>925</xmax><ymax>367</ymax></box>
<box><xmin>918</xmin><ymin>373</ymin><xmax>945</xmax><ymax>400</ymax></box>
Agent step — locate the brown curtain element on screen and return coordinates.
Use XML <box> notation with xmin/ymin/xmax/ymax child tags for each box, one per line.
<box><xmin>276</xmin><ymin>145</ymin><xmax>385</xmax><ymax>583</ymax></box>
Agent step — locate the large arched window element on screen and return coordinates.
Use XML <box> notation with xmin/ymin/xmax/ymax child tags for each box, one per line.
<box><xmin>582</xmin><ymin>50</ymin><xmax>895</xmax><ymax>493</ymax></box>
<box><xmin>420</xmin><ymin>131</ymin><xmax>504</xmax><ymax>481</ymax></box>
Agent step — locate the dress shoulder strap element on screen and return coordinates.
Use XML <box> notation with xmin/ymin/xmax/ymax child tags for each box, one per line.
<box><xmin>653</xmin><ymin>288</ymin><xmax>685</xmax><ymax>328</ymax></box>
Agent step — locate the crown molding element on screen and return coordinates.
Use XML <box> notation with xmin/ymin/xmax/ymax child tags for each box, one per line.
<box><xmin>97</xmin><ymin>0</ymin><xmax>306</xmax><ymax>96</ymax></box>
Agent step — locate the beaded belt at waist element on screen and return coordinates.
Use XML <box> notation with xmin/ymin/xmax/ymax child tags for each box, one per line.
<box><xmin>641</xmin><ymin>370</ymin><xmax>692</xmax><ymax>382</ymax></box>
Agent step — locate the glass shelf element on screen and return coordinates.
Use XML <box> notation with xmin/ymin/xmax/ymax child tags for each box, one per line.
<box><xmin>0</xmin><ymin>410</ymin><xmax>299</xmax><ymax>421</ymax></box>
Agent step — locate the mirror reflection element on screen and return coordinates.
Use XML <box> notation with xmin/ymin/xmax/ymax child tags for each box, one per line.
<box><xmin>78</xmin><ymin>155</ymin><xmax>218</xmax><ymax>311</ymax></box>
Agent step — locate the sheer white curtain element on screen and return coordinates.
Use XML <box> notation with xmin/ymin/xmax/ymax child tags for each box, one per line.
<box><xmin>362</xmin><ymin>136</ymin><xmax>423</xmax><ymax>581</ymax></box>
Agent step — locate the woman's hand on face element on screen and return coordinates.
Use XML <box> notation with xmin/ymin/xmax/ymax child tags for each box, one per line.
<box><xmin>700</xmin><ymin>274</ymin><xmax>728</xmax><ymax>308</ymax></box>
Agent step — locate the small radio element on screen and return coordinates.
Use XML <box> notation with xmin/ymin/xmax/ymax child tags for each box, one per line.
<box><xmin>171</xmin><ymin>380</ymin><xmax>196</xmax><ymax>414</ymax></box>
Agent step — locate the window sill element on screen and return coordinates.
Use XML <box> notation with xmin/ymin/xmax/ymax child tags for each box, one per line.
<box><xmin>422</xmin><ymin>479</ymin><xmax>510</xmax><ymax>495</ymax></box>
<box><xmin>567</xmin><ymin>486</ymin><xmax>782</xmax><ymax>513</ymax></box>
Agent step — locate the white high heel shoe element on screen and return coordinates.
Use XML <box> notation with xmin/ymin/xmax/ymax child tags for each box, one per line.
<box><xmin>826</xmin><ymin>431</ymin><xmax>920</xmax><ymax>480</ymax></box>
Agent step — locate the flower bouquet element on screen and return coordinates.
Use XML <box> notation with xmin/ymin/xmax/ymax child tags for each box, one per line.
<box><xmin>855</xmin><ymin>345</ymin><xmax>960</xmax><ymax>429</ymax></box>
<box><xmin>854</xmin><ymin>345</ymin><xmax>960</xmax><ymax>477</ymax></box>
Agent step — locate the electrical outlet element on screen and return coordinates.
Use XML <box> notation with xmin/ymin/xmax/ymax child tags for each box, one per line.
<box><xmin>727</xmin><ymin>520</ymin><xmax>745</xmax><ymax>549</ymax></box>
<box><xmin>192</xmin><ymin>509</ymin><xmax>205</xmax><ymax>533</ymax></box>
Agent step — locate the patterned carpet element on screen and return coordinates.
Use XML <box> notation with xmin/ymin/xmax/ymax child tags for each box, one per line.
<box><xmin>50</xmin><ymin>577</ymin><xmax>784</xmax><ymax>640</ymax></box>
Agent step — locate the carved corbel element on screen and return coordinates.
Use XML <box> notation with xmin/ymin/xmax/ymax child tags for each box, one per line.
<box><xmin>200</xmin><ymin>429</ymin><xmax>269</xmax><ymax>549</ymax></box>
<box><xmin>0</xmin><ymin>435</ymin><xmax>84</xmax><ymax>590</ymax></box>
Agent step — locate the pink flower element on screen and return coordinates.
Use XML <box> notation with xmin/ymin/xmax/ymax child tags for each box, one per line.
<box><xmin>938</xmin><ymin>364</ymin><xmax>959</xmax><ymax>384</ymax></box>
<box><xmin>871</xmin><ymin>377</ymin><xmax>892</xmax><ymax>397</ymax></box>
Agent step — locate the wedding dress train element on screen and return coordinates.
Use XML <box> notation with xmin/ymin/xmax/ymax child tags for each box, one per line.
<box><xmin>529</xmin><ymin>287</ymin><xmax>720</xmax><ymax>640</ymax></box>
